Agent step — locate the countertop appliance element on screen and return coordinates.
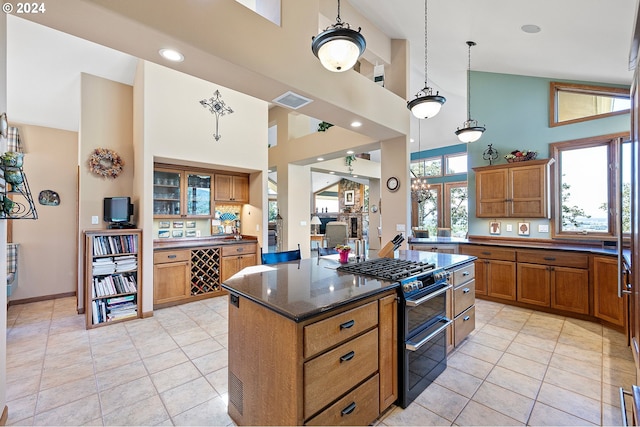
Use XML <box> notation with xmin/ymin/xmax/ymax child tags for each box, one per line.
<box><xmin>337</xmin><ymin>258</ymin><xmax>451</xmax><ymax>408</ymax></box>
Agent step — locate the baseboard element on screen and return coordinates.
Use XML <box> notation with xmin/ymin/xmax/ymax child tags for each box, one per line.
<box><xmin>141</xmin><ymin>310</ymin><xmax>154</xmax><ymax>319</ymax></box>
<box><xmin>7</xmin><ymin>291</ymin><xmax>76</xmax><ymax>306</ymax></box>
<box><xmin>1</xmin><ymin>405</ymin><xmax>8</xmax><ymax>426</ymax></box>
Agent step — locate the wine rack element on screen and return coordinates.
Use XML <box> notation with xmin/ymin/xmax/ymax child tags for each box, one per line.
<box><xmin>191</xmin><ymin>247</ymin><xmax>221</xmax><ymax>294</ymax></box>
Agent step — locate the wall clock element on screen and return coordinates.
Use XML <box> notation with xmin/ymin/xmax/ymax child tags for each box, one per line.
<box><xmin>386</xmin><ymin>176</ymin><xmax>399</xmax><ymax>192</ymax></box>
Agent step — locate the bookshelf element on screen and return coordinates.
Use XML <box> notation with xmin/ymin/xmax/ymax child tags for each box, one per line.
<box><xmin>84</xmin><ymin>229</ymin><xmax>142</xmax><ymax>329</ymax></box>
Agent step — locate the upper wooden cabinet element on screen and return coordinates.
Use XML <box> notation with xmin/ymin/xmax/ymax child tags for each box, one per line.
<box><xmin>154</xmin><ymin>166</ymin><xmax>213</xmax><ymax>218</ymax></box>
<box><xmin>214</xmin><ymin>174</ymin><xmax>249</xmax><ymax>203</ymax></box>
<box><xmin>473</xmin><ymin>158</ymin><xmax>554</xmax><ymax>218</ymax></box>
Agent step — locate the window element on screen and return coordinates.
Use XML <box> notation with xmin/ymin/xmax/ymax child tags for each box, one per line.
<box><xmin>411</xmin><ymin>157</ymin><xmax>441</xmax><ymax>177</ymax></box>
<box><xmin>412</xmin><ymin>185</ymin><xmax>441</xmax><ymax>237</ymax></box>
<box><xmin>445</xmin><ymin>153</ymin><xmax>467</xmax><ymax>175</ymax></box>
<box><xmin>550</xmin><ymin>133</ymin><xmax>627</xmax><ymax>237</ymax></box>
<box><xmin>550</xmin><ymin>82</ymin><xmax>630</xmax><ymax>127</ymax></box>
<box><xmin>444</xmin><ymin>182</ymin><xmax>468</xmax><ymax>237</ymax></box>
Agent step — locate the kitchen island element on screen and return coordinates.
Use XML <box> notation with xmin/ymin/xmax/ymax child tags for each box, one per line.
<box><xmin>221</xmin><ymin>251</ymin><xmax>474</xmax><ymax>426</ymax></box>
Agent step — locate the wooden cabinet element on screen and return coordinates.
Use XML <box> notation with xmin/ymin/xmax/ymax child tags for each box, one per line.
<box><xmin>220</xmin><ymin>243</ymin><xmax>257</xmax><ymax>282</ymax></box>
<box><xmin>214</xmin><ymin>174</ymin><xmax>249</xmax><ymax>203</ymax></box>
<box><xmin>516</xmin><ymin>249</ymin><xmax>589</xmax><ymax>314</ymax></box>
<box><xmin>153</xmin><ymin>249</ymin><xmax>190</xmax><ymax>306</ymax></box>
<box><xmin>594</xmin><ymin>256</ymin><xmax>626</xmax><ymax>327</ymax></box>
<box><xmin>473</xmin><ymin>158</ymin><xmax>553</xmax><ymax>218</ymax></box>
<box><xmin>84</xmin><ymin>229</ymin><xmax>141</xmax><ymax>329</ymax></box>
<box><xmin>227</xmin><ymin>290</ymin><xmax>396</xmax><ymax>426</ymax></box>
<box><xmin>459</xmin><ymin>245</ymin><xmax>516</xmax><ymax>300</ymax></box>
<box><xmin>154</xmin><ymin>166</ymin><xmax>213</xmax><ymax>218</ymax></box>
<box><xmin>449</xmin><ymin>262</ymin><xmax>476</xmax><ymax>348</ymax></box>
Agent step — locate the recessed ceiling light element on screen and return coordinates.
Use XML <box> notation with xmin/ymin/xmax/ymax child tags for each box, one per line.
<box><xmin>317</xmin><ymin>157</ymin><xmax>324</xmax><ymax>161</ymax></box>
<box><xmin>329</xmin><ymin>171</ymin><xmax>335</xmax><ymax>174</ymax></box>
<box><xmin>159</xmin><ymin>48</ymin><xmax>184</xmax><ymax>62</ymax></box>
<box><xmin>410</xmin><ymin>138</ymin><xmax>415</xmax><ymax>143</ymax></box>
<box><xmin>346</xmin><ymin>150</ymin><xmax>354</xmax><ymax>155</ymax></box>
<box><xmin>351</xmin><ymin>121</ymin><xmax>362</xmax><ymax>127</ymax></box>
<box><xmin>521</xmin><ymin>24</ymin><xmax>541</xmax><ymax>34</ymax></box>
<box><xmin>353</xmin><ymin>175</ymin><xmax>359</xmax><ymax>178</ymax></box>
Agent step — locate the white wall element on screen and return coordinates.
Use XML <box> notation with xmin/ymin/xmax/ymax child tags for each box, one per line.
<box><xmin>0</xmin><ymin>9</ymin><xmax>7</xmax><ymax>422</ymax></box>
<box><xmin>136</xmin><ymin>61</ymin><xmax>269</xmax><ymax>314</ymax></box>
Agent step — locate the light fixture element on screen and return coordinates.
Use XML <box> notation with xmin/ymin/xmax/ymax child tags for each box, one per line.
<box><xmin>455</xmin><ymin>41</ymin><xmax>485</xmax><ymax>143</ymax></box>
<box><xmin>411</xmin><ymin>120</ymin><xmax>431</xmax><ymax>203</ymax></box>
<box><xmin>350</xmin><ymin>121</ymin><xmax>362</xmax><ymax>127</ymax></box>
<box><xmin>311</xmin><ymin>0</ymin><xmax>366</xmax><ymax>72</ymax></box>
<box><xmin>159</xmin><ymin>48</ymin><xmax>184</xmax><ymax>62</ymax></box>
<box><xmin>407</xmin><ymin>0</ymin><xmax>445</xmax><ymax>119</ymax></box>
<box><xmin>310</xmin><ymin>215</ymin><xmax>322</xmax><ymax>235</ymax></box>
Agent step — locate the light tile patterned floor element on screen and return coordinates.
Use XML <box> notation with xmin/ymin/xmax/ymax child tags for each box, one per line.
<box><xmin>4</xmin><ymin>296</ymin><xmax>636</xmax><ymax>426</ymax></box>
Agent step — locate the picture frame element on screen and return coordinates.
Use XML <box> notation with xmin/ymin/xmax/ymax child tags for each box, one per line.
<box><xmin>159</xmin><ymin>221</ymin><xmax>170</xmax><ymax>229</ymax></box>
<box><xmin>518</xmin><ymin>222</ymin><xmax>530</xmax><ymax>236</ymax></box>
<box><xmin>186</xmin><ymin>230</ymin><xmax>197</xmax><ymax>237</ymax></box>
<box><xmin>186</xmin><ymin>220</ymin><xmax>196</xmax><ymax>228</ymax></box>
<box><xmin>158</xmin><ymin>230</ymin><xmax>170</xmax><ymax>238</ymax></box>
<box><xmin>172</xmin><ymin>230</ymin><xmax>184</xmax><ymax>238</ymax></box>
<box><xmin>489</xmin><ymin>221</ymin><xmax>501</xmax><ymax>235</ymax></box>
<box><xmin>173</xmin><ymin>221</ymin><xmax>183</xmax><ymax>228</ymax></box>
<box><xmin>344</xmin><ymin>190</ymin><xmax>355</xmax><ymax>206</ymax></box>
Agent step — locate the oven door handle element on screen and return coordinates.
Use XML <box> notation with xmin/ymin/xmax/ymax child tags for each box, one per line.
<box><xmin>405</xmin><ymin>284</ymin><xmax>452</xmax><ymax>307</ymax></box>
<box><xmin>406</xmin><ymin>318</ymin><xmax>452</xmax><ymax>351</ymax></box>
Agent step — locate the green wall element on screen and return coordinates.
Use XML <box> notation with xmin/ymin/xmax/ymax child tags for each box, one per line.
<box><xmin>466</xmin><ymin>71</ymin><xmax>630</xmax><ymax>238</ymax></box>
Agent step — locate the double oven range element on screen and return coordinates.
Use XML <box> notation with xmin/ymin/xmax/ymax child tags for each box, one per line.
<box><xmin>337</xmin><ymin>257</ymin><xmax>451</xmax><ymax>408</ymax></box>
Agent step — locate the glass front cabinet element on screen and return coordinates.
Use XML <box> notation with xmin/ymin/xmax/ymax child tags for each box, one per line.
<box><xmin>153</xmin><ymin>167</ymin><xmax>212</xmax><ymax>218</ymax></box>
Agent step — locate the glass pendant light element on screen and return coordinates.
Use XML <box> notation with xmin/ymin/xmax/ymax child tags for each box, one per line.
<box><xmin>407</xmin><ymin>0</ymin><xmax>445</xmax><ymax>119</ymax></box>
<box><xmin>311</xmin><ymin>0</ymin><xmax>366</xmax><ymax>73</ymax></box>
<box><xmin>455</xmin><ymin>41</ymin><xmax>485</xmax><ymax>143</ymax></box>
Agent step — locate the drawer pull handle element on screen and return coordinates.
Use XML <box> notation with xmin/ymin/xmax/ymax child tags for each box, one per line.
<box><xmin>237</xmin><ymin>248</ymin><xmax>244</xmax><ymax>252</ymax></box>
<box><xmin>168</xmin><ymin>255</ymin><xmax>177</xmax><ymax>259</ymax></box>
<box><xmin>482</xmin><ymin>251</ymin><xmax>491</xmax><ymax>255</ymax></box>
<box><xmin>463</xmin><ymin>315</ymin><xmax>470</xmax><ymax>321</ymax></box>
<box><xmin>462</xmin><ymin>271</ymin><xmax>470</xmax><ymax>276</ymax></box>
<box><xmin>340</xmin><ymin>351</ymin><xmax>355</xmax><ymax>363</ymax></box>
<box><xmin>340</xmin><ymin>320</ymin><xmax>355</xmax><ymax>330</ymax></box>
<box><xmin>543</xmin><ymin>257</ymin><xmax>556</xmax><ymax>261</ymax></box>
<box><xmin>462</xmin><ymin>288</ymin><xmax>470</xmax><ymax>294</ymax></box>
<box><xmin>341</xmin><ymin>402</ymin><xmax>356</xmax><ymax>416</ymax></box>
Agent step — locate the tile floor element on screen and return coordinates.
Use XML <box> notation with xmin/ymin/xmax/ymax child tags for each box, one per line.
<box><xmin>4</xmin><ymin>296</ymin><xmax>637</xmax><ymax>426</ymax></box>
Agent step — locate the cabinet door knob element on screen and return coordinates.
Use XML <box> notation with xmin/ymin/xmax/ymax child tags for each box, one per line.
<box><xmin>341</xmin><ymin>402</ymin><xmax>357</xmax><ymax>416</ymax></box>
<box><xmin>463</xmin><ymin>315</ymin><xmax>471</xmax><ymax>321</ymax></box>
<box><xmin>340</xmin><ymin>351</ymin><xmax>355</xmax><ymax>363</ymax></box>
<box><xmin>462</xmin><ymin>288</ymin><xmax>470</xmax><ymax>293</ymax></box>
<box><xmin>340</xmin><ymin>319</ymin><xmax>355</xmax><ymax>330</ymax></box>
<box><xmin>462</xmin><ymin>271</ymin><xmax>470</xmax><ymax>276</ymax></box>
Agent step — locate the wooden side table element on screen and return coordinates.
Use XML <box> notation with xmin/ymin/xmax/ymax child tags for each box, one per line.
<box><xmin>310</xmin><ymin>234</ymin><xmax>325</xmax><ymax>250</ymax></box>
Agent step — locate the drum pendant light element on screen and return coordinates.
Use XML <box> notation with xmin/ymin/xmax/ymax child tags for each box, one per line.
<box><xmin>311</xmin><ymin>0</ymin><xmax>366</xmax><ymax>72</ymax></box>
<box><xmin>407</xmin><ymin>0</ymin><xmax>445</xmax><ymax>119</ymax></box>
<box><xmin>455</xmin><ymin>41</ymin><xmax>486</xmax><ymax>143</ymax></box>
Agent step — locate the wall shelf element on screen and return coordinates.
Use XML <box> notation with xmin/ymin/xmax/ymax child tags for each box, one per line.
<box><xmin>0</xmin><ymin>165</ymin><xmax>38</xmax><ymax>220</ymax></box>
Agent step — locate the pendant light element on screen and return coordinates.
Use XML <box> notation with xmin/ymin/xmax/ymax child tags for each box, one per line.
<box><xmin>455</xmin><ymin>41</ymin><xmax>485</xmax><ymax>143</ymax></box>
<box><xmin>407</xmin><ymin>0</ymin><xmax>445</xmax><ymax>119</ymax></box>
<box><xmin>311</xmin><ymin>0</ymin><xmax>366</xmax><ymax>73</ymax></box>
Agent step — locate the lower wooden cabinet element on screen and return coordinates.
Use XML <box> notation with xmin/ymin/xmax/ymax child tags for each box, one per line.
<box><xmin>551</xmin><ymin>266</ymin><xmax>589</xmax><ymax>314</ymax></box>
<box><xmin>459</xmin><ymin>245</ymin><xmax>516</xmax><ymax>300</ymax></box>
<box><xmin>153</xmin><ymin>249</ymin><xmax>190</xmax><ymax>305</ymax></box>
<box><xmin>227</xmin><ymin>290</ymin><xmax>396</xmax><ymax>426</ymax></box>
<box><xmin>594</xmin><ymin>256</ymin><xmax>626</xmax><ymax>327</ymax></box>
<box><xmin>221</xmin><ymin>244</ymin><xmax>257</xmax><ymax>282</ymax></box>
<box><xmin>517</xmin><ymin>263</ymin><xmax>550</xmax><ymax>307</ymax></box>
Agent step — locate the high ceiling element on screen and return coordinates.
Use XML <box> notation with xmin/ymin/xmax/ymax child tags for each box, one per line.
<box><xmin>6</xmin><ymin>0</ymin><xmax>638</xmax><ymax>154</ymax></box>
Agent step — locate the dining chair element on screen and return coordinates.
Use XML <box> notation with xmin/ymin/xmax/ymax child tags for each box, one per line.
<box><xmin>261</xmin><ymin>244</ymin><xmax>301</xmax><ymax>265</ymax></box>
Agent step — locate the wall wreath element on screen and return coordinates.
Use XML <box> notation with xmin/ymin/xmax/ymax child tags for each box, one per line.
<box><xmin>88</xmin><ymin>148</ymin><xmax>124</xmax><ymax>179</ymax></box>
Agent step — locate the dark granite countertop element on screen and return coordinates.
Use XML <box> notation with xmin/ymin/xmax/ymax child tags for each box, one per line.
<box><xmin>153</xmin><ymin>236</ymin><xmax>258</xmax><ymax>250</ymax></box>
<box><xmin>221</xmin><ymin>250</ymin><xmax>476</xmax><ymax>322</ymax></box>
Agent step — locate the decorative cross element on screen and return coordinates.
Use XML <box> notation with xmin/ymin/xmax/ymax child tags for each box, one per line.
<box><xmin>199</xmin><ymin>90</ymin><xmax>234</xmax><ymax>141</ymax></box>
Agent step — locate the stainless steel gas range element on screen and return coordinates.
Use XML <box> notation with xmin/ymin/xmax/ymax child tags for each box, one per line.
<box><xmin>337</xmin><ymin>257</ymin><xmax>451</xmax><ymax>408</ymax></box>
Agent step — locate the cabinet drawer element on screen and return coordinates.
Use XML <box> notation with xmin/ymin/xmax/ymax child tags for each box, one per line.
<box><xmin>221</xmin><ymin>244</ymin><xmax>256</xmax><ymax>257</ymax></box>
<box><xmin>454</xmin><ymin>280</ymin><xmax>475</xmax><ymax>316</ymax></box>
<box><xmin>459</xmin><ymin>245</ymin><xmax>515</xmax><ymax>261</ymax></box>
<box><xmin>451</xmin><ymin>263</ymin><xmax>475</xmax><ymax>285</ymax></box>
<box><xmin>304</xmin><ymin>301</ymin><xmax>378</xmax><ymax>358</ymax></box>
<box><xmin>154</xmin><ymin>249</ymin><xmax>190</xmax><ymax>264</ymax></box>
<box><xmin>304</xmin><ymin>329</ymin><xmax>378</xmax><ymax>419</ymax></box>
<box><xmin>454</xmin><ymin>306</ymin><xmax>475</xmax><ymax>347</ymax></box>
<box><xmin>516</xmin><ymin>249</ymin><xmax>588</xmax><ymax>269</ymax></box>
<box><xmin>305</xmin><ymin>374</ymin><xmax>379</xmax><ymax>426</ymax></box>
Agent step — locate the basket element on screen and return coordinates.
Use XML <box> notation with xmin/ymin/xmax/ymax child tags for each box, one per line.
<box><xmin>506</xmin><ymin>151</ymin><xmax>537</xmax><ymax>163</ymax></box>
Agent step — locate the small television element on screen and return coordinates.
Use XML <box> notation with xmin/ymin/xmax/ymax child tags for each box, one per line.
<box><xmin>104</xmin><ymin>197</ymin><xmax>134</xmax><ymax>229</ymax></box>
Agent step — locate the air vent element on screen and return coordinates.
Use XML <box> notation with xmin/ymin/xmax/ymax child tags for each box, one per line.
<box><xmin>229</xmin><ymin>371</ymin><xmax>244</xmax><ymax>415</ymax></box>
<box><xmin>272</xmin><ymin>91</ymin><xmax>313</xmax><ymax>110</ymax></box>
